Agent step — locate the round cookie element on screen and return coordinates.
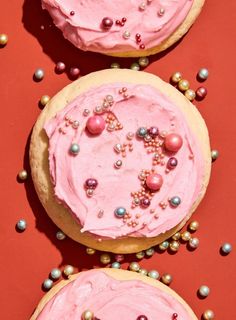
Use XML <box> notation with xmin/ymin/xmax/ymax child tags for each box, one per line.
<box><xmin>41</xmin><ymin>0</ymin><xmax>205</xmax><ymax>57</ymax></box>
<box><xmin>30</xmin><ymin>69</ymin><xmax>211</xmax><ymax>254</ymax></box>
<box><xmin>30</xmin><ymin>268</ymin><xmax>198</xmax><ymax>319</ymax></box>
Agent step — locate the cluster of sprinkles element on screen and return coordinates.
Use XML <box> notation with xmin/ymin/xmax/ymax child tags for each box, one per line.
<box><xmin>109</xmin><ymin>62</ymin><xmax>210</xmax><ymax>106</ymax></box>
<box><xmin>171</xmin><ymin>68</ymin><xmax>209</xmax><ymax>101</ymax></box>
<box><xmin>128</xmin><ymin>126</ymin><xmax>183</xmax><ymax>211</ymax></box>
<box><xmin>98</xmin><ymin>0</ymin><xmax>169</xmax><ymax>51</ymax></box>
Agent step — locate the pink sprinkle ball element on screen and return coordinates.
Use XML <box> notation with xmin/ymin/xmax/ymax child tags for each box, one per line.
<box><xmin>102</xmin><ymin>17</ymin><xmax>113</xmax><ymax>29</ymax></box>
<box><xmin>69</xmin><ymin>67</ymin><xmax>80</xmax><ymax>78</ymax></box>
<box><xmin>86</xmin><ymin>115</ymin><xmax>106</xmax><ymax>135</ymax></box>
<box><xmin>146</xmin><ymin>173</ymin><xmax>163</xmax><ymax>191</ymax></box>
<box><xmin>55</xmin><ymin>61</ymin><xmax>66</xmax><ymax>73</ymax></box>
<box><xmin>196</xmin><ymin>86</ymin><xmax>207</xmax><ymax>100</ymax></box>
<box><xmin>164</xmin><ymin>133</ymin><xmax>183</xmax><ymax>153</ymax></box>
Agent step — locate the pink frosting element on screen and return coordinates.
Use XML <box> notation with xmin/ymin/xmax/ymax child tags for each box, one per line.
<box><xmin>45</xmin><ymin>83</ymin><xmax>205</xmax><ymax>239</ymax></box>
<box><xmin>41</xmin><ymin>0</ymin><xmax>193</xmax><ymax>53</ymax></box>
<box><xmin>37</xmin><ymin>270</ymin><xmax>193</xmax><ymax>319</ymax></box>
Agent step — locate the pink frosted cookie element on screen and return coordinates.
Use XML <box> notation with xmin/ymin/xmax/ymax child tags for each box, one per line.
<box><xmin>30</xmin><ymin>69</ymin><xmax>211</xmax><ymax>253</ymax></box>
<box><xmin>41</xmin><ymin>0</ymin><xmax>205</xmax><ymax>57</ymax></box>
<box><xmin>30</xmin><ymin>269</ymin><xmax>198</xmax><ymax>320</ymax></box>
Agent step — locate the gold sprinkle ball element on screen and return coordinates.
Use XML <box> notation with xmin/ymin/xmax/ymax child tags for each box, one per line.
<box><xmin>18</xmin><ymin>169</ymin><xmax>28</xmax><ymax>181</ymax></box>
<box><xmin>100</xmin><ymin>253</ymin><xmax>111</xmax><ymax>264</ymax></box>
<box><xmin>86</xmin><ymin>247</ymin><xmax>96</xmax><ymax>255</ymax></box>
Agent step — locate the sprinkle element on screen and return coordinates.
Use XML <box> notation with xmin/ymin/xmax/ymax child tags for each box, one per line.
<box><xmin>83</xmin><ymin>109</ymin><xmax>90</xmax><ymax>116</ymax></box>
<box><xmin>158</xmin><ymin>8</ymin><xmax>165</xmax><ymax>16</ymax></box>
<box><xmin>98</xmin><ymin>210</ymin><xmax>104</xmax><ymax>218</ymax></box>
<box><xmin>123</xmin><ymin>31</ymin><xmax>131</xmax><ymax>39</ymax></box>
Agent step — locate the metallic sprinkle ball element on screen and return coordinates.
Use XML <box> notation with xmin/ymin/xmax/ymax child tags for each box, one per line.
<box><xmin>178</xmin><ymin>79</ymin><xmax>190</xmax><ymax>92</ymax></box>
<box><xmin>185</xmin><ymin>89</ymin><xmax>196</xmax><ymax>101</ymax></box>
<box><xmin>130</xmin><ymin>62</ymin><xmax>140</xmax><ymax>71</ymax></box>
<box><xmin>100</xmin><ymin>253</ymin><xmax>111</xmax><ymax>264</ymax></box>
<box><xmin>172</xmin><ymin>232</ymin><xmax>181</xmax><ymax>241</ymax></box>
<box><xmin>70</xmin><ymin>143</ymin><xmax>80</xmax><ymax>155</ymax></box>
<box><xmin>148</xmin><ymin>270</ymin><xmax>159</xmax><ymax>280</ymax></box>
<box><xmin>145</xmin><ymin>247</ymin><xmax>155</xmax><ymax>257</ymax></box>
<box><xmin>111</xmin><ymin>262</ymin><xmax>121</xmax><ymax>269</ymax></box>
<box><xmin>34</xmin><ymin>68</ymin><xmax>45</xmax><ymax>80</ymax></box>
<box><xmin>18</xmin><ymin>169</ymin><xmax>28</xmax><ymax>181</ymax></box>
<box><xmin>198</xmin><ymin>285</ymin><xmax>210</xmax><ymax>297</ymax></box>
<box><xmin>102</xmin><ymin>17</ymin><xmax>114</xmax><ymax>29</ymax></box>
<box><xmin>136</xmin><ymin>251</ymin><xmax>145</xmax><ymax>259</ymax></box>
<box><xmin>181</xmin><ymin>231</ymin><xmax>191</xmax><ymax>242</ymax></box>
<box><xmin>86</xmin><ymin>247</ymin><xmax>96</xmax><ymax>255</ymax></box>
<box><xmin>138</xmin><ymin>268</ymin><xmax>148</xmax><ymax>276</ymax></box>
<box><xmin>40</xmin><ymin>95</ymin><xmax>50</xmax><ymax>107</ymax></box>
<box><xmin>211</xmin><ymin>150</ymin><xmax>219</xmax><ymax>161</ymax></box>
<box><xmin>202</xmin><ymin>309</ymin><xmax>214</xmax><ymax>320</ymax></box>
<box><xmin>110</xmin><ymin>62</ymin><xmax>120</xmax><ymax>69</ymax></box>
<box><xmin>0</xmin><ymin>33</ymin><xmax>8</xmax><ymax>46</ymax></box>
<box><xmin>198</xmin><ymin>68</ymin><xmax>209</xmax><ymax>81</ymax></box>
<box><xmin>189</xmin><ymin>237</ymin><xmax>199</xmax><ymax>249</ymax></box>
<box><xmin>159</xmin><ymin>241</ymin><xmax>169</xmax><ymax>251</ymax></box>
<box><xmin>167</xmin><ymin>157</ymin><xmax>178</xmax><ymax>170</ymax></box>
<box><xmin>43</xmin><ymin>279</ymin><xmax>53</xmax><ymax>290</ymax></box>
<box><xmin>188</xmin><ymin>221</ymin><xmax>199</xmax><ymax>232</ymax></box>
<box><xmin>129</xmin><ymin>262</ymin><xmax>140</xmax><ymax>272</ymax></box>
<box><xmin>69</xmin><ymin>67</ymin><xmax>80</xmax><ymax>78</ymax></box>
<box><xmin>138</xmin><ymin>57</ymin><xmax>149</xmax><ymax>67</ymax></box>
<box><xmin>171</xmin><ymin>71</ymin><xmax>182</xmax><ymax>83</ymax></box>
<box><xmin>161</xmin><ymin>273</ymin><xmax>173</xmax><ymax>285</ymax></box>
<box><xmin>137</xmin><ymin>127</ymin><xmax>147</xmax><ymax>138</ymax></box>
<box><xmin>196</xmin><ymin>87</ymin><xmax>207</xmax><ymax>99</ymax></box>
<box><xmin>169</xmin><ymin>241</ymin><xmax>180</xmax><ymax>252</ymax></box>
<box><xmin>16</xmin><ymin>219</ymin><xmax>27</xmax><ymax>231</ymax></box>
<box><xmin>81</xmin><ymin>310</ymin><xmax>94</xmax><ymax>320</ymax></box>
<box><xmin>56</xmin><ymin>230</ymin><xmax>66</xmax><ymax>240</ymax></box>
<box><xmin>221</xmin><ymin>243</ymin><xmax>232</xmax><ymax>254</ymax></box>
<box><xmin>55</xmin><ymin>61</ymin><xmax>66</xmax><ymax>73</ymax></box>
<box><xmin>114</xmin><ymin>207</ymin><xmax>126</xmax><ymax>218</ymax></box>
<box><xmin>164</xmin><ymin>133</ymin><xmax>183</xmax><ymax>152</ymax></box>
<box><xmin>169</xmin><ymin>196</ymin><xmax>181</xmax><ymax>207</ymax></box>
<box><xmin>63</xmin><ymin>265</ymin><xmax>74</xmax><ymax>277</ymax></box>
<box><xmin>50</xmin><ymin>268</ymin><xmax>61</xmax><ymax>280</ymax></box>
<box><xmin>123</xmin><ymin>30</ymin><xmax>131</xmax><ymax>39</ymax></box>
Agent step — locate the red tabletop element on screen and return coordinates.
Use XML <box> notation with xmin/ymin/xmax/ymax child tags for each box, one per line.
<box><xmin>1</xmin><ymin>0</ymin><xmax>236</xmax><ymax>319</ymax></box>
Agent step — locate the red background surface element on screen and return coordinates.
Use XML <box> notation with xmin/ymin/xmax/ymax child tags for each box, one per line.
<box><xmin>1</xmin><ymin>0</ymin><xmax>236</xmax><ymax>319</ymax></box>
